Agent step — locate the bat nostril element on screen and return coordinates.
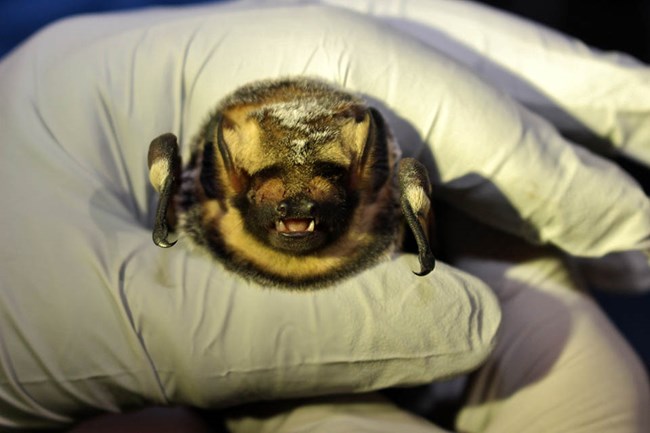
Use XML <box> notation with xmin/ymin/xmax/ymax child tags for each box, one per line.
<box><xmin>305</xmin><ymin>201</ymin><xmax>318</xmax><ymax>216</ymax></box>
<box><xmin>276</xmin><ymin>202</ymin><xmax>288</xmax><ymax>217</ymax></box>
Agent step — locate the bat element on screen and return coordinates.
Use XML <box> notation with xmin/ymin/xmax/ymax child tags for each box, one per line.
<box><xmin>148</xmin><ymin>77</ymin><xmax>435</xmax><ymax>288</ymax></box>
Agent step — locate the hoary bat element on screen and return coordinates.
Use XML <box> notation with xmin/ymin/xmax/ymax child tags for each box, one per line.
<box><xmin>148</xmin><ymin>77</ymin><xmax>435</xmax><ymax>288</ymax></box>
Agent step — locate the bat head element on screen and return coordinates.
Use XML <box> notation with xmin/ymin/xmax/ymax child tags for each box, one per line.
<box><xmin>149</xmin><ymin>78</ymin><xmax>433</xmax><ymax>288</ymax></box>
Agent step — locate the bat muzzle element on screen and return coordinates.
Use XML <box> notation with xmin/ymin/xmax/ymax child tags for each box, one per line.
<box><xmin>240</xmin><ymin>188</ymin><xmax>353</xmax><ymax>256</ymax></box>
<box><xmin>269</xmin><ymin>196</ymin><xmax>325</xmax><ymax>252</ymax></box>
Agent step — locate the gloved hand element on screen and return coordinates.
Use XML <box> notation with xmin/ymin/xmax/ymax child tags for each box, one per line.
<box><xmin>1</xmin><ymin>1</ymin><xmax>648</xmax><ymax>432</ymax></box>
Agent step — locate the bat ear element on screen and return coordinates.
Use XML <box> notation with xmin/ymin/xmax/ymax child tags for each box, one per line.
<box><xmin>398</xmin><ymin>157</ymin><xmax>436</xmax><ymax>275</ymax></box>
<box><xmin>148</xmin><ymin>133</ymin><xmax>181</xmax><ymax>248</ymax></box>
<box><xmin>346</xmin><ymin>106</ymin><xmax>392</xmax><ymax>195</ymax></box>
<box><xmin>200</xmin><ymin>114</ymin><xmax>248</xmax><ymax>199</ymax></box>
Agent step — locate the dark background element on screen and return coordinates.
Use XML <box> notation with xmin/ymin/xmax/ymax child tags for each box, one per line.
<box><xmin>1</xmin><ymin>0</ymin><xmax>648</xmax><ymax>371</ymax></box>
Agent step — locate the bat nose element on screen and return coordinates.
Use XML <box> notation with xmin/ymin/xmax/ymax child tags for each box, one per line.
<box><xmin>277</xmin><ymin>197</ymin><xmax>318</xmax><ymax>218</ymax></box>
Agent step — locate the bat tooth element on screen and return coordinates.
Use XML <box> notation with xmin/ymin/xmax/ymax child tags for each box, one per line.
<box><xmin>276</xmin><ymin>220</ymin><xmax>288</xmax><ymax>232</ymax></box>
<box><xmin>307</xmin><ymin>219</ymin><xmax>315</xmax><ymax>232</ymax></box>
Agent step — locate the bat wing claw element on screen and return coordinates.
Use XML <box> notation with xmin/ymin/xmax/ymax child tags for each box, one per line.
<box><xmin>399</xmin><ymin>157</ymin><xmax>436</xmax><ymax>276</ymax></box>
<box><xmin>413</xmin><ymin>250</ymin><xmax>436</xmax><ymax>276</ymax></box>
<box><xmin>149</xmin><ymin>134</ymin><xmax>180</xmax><ymax>249</ymax></box>
<box><xmin>153</xmin><ymin>226</ymin><xmax>177</xmax><ymax>248</ymax></box>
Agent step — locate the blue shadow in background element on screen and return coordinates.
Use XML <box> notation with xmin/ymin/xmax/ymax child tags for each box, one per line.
<box><xmin>0</xmin><ymin>0</ymin><xmax>218</xmax><ymax>59</ymax></box>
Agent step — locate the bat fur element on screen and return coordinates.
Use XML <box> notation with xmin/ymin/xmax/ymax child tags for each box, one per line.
<box><xmin>148</xmin><ymin>77</ymin><xmax>435</xmax><ymax>288</ymax></box>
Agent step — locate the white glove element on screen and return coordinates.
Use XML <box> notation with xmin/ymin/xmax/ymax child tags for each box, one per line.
<box><xmin>1</xmin><ymin>1</ymin><xmax>648</xmax><ymax>431</ymax></box>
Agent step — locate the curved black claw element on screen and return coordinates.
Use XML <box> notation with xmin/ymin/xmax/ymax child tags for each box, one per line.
<box><xmin>152</xmin><ymin>172</ymin><xmax>177</xmax><ymax>248</ymax></box>
<box><xmin>401</xmin><ymin>195</ymin><xmax>436</xmax><ymax>276</ymax></box>
<box><xmin>398</xmin><ymin>157</ymin><xmax>435</xmax><ymax>276</ymax></box>
<box><xmin>414</xmin><ymin>249</ymin><xmax>436</xmax><ymax>276</ymax></box>
<box><xmin>153</xmin><ymin>227</ymin><xmax>177</xmax><ymax>248</ymax></box>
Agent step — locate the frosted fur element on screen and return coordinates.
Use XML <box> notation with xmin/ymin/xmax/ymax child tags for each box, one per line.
<box><xmin>260</xmin><ymin>99</ymin><xmax>336</xmax><ymax>130</ymax></box>
<box><xmin>290</xmin><ymin>138</ymin><xmax>308</xmax><ymax>165</ymax></box>
<box><xmin>209</xmin><ymin>78</ymin><xmax>370</xmax><ymax>168</ymax></box>
<box><xmin>217</xmin><ymin>77</ymin><xmax>362</xmax><ymax>110</ymax></box>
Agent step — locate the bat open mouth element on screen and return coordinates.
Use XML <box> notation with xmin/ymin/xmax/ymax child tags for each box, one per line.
<box><xmin>269</xmin><ymin>217</ymin><xmax>326</xmax><ymax>254</ymax></box>
<box><xmin>276</xmin><ymin>218</ymin><xmax>317</xmax><ymax>237</ymax></box>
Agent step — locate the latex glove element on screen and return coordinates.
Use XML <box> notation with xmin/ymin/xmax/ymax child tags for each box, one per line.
<box><xmin>1</xmin><ymin>1</ymin><xmax>648</xmax><ymax>431</ymax></box>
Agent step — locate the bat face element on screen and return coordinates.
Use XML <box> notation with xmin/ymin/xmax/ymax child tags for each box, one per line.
<box><xmin>235</xmin><ymin>160</ymin><xmax>353</xmax><ymax>255</ymax></box>
<box><xmin>148</xmin><ymin>78</ymin><xmax>434</xmax><ymax>288</ymax></box>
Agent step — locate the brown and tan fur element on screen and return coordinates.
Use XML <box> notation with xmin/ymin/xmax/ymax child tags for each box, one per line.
<box><xmin>148</xmin><ymin>77</ymin><xmax>434</xmax><ymax>289</ymax></box>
